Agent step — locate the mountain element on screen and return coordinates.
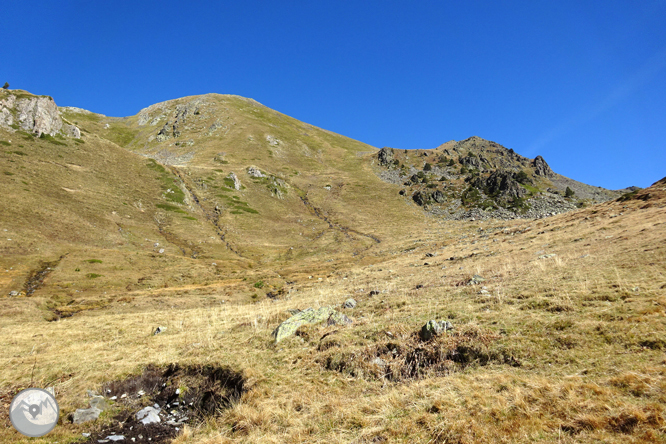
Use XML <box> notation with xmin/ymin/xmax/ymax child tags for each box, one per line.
<box><xmin>374</xmin><ymin>136</ymin><xmax>627</xmax><ymax>220</ymax></box>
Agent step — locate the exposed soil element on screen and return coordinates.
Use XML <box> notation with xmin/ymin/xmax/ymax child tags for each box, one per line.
<box><xmin>82</xmin><ymin>363</ymin><xmax>246</xmax><ymax>444</ymax></box>
<box><xmin>23</xmin><ymin>255</ymin><xmax>65</xmax><ymax>296</ymax></box>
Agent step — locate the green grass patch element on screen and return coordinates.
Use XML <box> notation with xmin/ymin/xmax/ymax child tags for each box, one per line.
<box><xmin>8</xmin><ymin>150</ymin><xmax>27</xmax><ymax>156</ymax></box>
<box><xmin>521</xmin><ymin>183</ymin><xmax>540</xmax><ymax>195</ymax></box>
<box><xmin>0</xmin><ymin>141</ymin><xmax>10</xmax><ymax>146</ymax></box>
<box><xmin>86</xmin><ymin>273</ymin><xmax>102</xmax><ymax>279</ymax></box>
<box><xmin>9</xmin><ymin>123</ymin><xmax>20</xmax><ymax>130</ymax></box>
<box><xmin>103</xmin><ymin>125</ymin><xmax>138</xmax><ymax>147</ymax></box>
<box><xmin>39</xmin><ymin>133</ymin><xmax>67</xmax><ymax>146</ymax></box>
<box><xmin>3</xmin><ymin>171</ymin><xmax>14</xmax><ymax>176</ymax></box>
<box><xmin>86</xmin><ymin>259</ymin><xmax>103</xmax><ymax>264</ymax></box>
<box><xmin>183</xmin><ymin>216</ymin><xmax>197</xmax><ymax>221</ymax></box>
<box><xmin>74</xmin><ymin>138</ymin><xmax>85</xmax><ymax>144</ymax></box>
<box><xmin>156</xmin><ymin>203</ymin><xmax>187</xmax><ymax>213</ymax></box>
<box><xmin>254</xmin><ymin>280</ymin><xmax>265</xmax><ymax>289</ymax></box>
<box><xmin>223</xmin><ymin>178</ymin><xmax>236</xmax><ymax>189</ymax></box>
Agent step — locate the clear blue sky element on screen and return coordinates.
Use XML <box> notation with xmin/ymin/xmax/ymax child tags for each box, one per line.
<box><xmin>3</xmin><ymin>1</ymin><xmax>665</xmax><ymax>189</ymax></box>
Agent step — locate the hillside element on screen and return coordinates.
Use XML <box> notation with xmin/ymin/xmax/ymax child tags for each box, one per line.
<box><xmin>1</xmin><ymin>88</ymin><xmax>664</xmax><ymax>444</ymax></box>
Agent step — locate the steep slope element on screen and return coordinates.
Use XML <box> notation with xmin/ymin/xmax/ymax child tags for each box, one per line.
<box><xmin>374</xmin><ymin>136</ymin><xmax>627</xmax><ymax>220</ymax></box>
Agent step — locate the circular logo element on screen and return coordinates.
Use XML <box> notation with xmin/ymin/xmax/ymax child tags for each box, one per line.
<box><xmin>9</xmin><ymin>388</ymin><xmax>59</xmax><ymax>437</ymax></box>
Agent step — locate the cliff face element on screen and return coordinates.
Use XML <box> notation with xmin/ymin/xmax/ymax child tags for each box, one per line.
<box><xmin>0</xmin><ymin>90</ymin><xmax>79</xmax><ymax>138</ymax></box>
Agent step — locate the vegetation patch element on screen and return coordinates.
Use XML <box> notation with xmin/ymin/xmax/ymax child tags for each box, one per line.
<box><xmin>103</xmin><ymin>125</ymin><xmax>138</xmax><ymax>147</ymax></box>
<box><xmin>156</xmin><ymin>203</ymin><xmax>187</xmax><ymax>213</ymax></box>
<box><xmin>317</xmin><ymin>325</ymin><xmax>518</xmax><ymax>381</ymax></box>
<box><xmin>86</xmin><ymin>259</ymin><xmax>103</xmax><ymax>263</ymax></box>
<box><xmin>0</xmin><ymin>141</ymin><xmax>10</xmax><ymax>146</ymax></box>
<box><xmin>39</xmin><ymin>133</ymin><xmax>67</xmax><ymax>146</ymax></box>
<box><xmin>86</xmin><ymin>273</ymin><xmax>103</xmax><ymax>279</ymax></box>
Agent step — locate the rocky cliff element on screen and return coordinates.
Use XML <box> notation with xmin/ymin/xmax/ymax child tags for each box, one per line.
<box><xmin>0</xmin><ymin>89</ymin><xmax>79</xmax><ymax>138</ymax></box>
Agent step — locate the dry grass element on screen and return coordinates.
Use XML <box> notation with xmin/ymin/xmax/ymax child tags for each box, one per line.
<box><xmin>0</xmin><ymin>179</ymin><xmax>664</xmax><ymax>443</ymax></box>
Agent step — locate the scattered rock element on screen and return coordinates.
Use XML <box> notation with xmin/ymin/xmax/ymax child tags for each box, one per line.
<box><xmin>538</xmin><ymin>254</ymin><xmax>557</xmax><ymax>259</ymax></box>
<box><xmin>419</xmin><ymin>320</ymin><xmax>453</xmax><ymax>341</ymax></box>
<box><xmin>327</xmin><ymin>312</ymin><xmax>352</xmax><ymax>326</ymax></box>
<box><xmin>136</xmin><ymin>406</ymin><xmax>161</xmax><ymax>425</ymax></box>
<box><xmin>425</xmin><ymin>252</ymin><xmax>435</xmax><ymax>257</ymax></box>
<box><xmin>342</xmin><ymin>298</ymin><xmax>357</xmax><ymax>309</ymax></box>
<box><xmin>8</xmin><ymin>290</ymin><xmax>18</xmax><ymax>296</ymax></box>
<box><xmin>153</xmin><ymin>326</ymin><xmax>167</xmax><ymax>335</ymax></box>
<box><xmin>106</xmin><ymin>436</ymin><xmax>125</xmax><ymax>442</ymax></box>
<box><xmin>368</xmin><ymin>290</ymin><xmax>380</xmax><ymax>296</ymax></box>
<box><xmin>72</xmin><ymin>407</ymin><xmax>102</xmax><ymax>424</ymax></box>
<box><xmin>468</xmin><ymin>275</ymin><xmax>486</xmax><ymax>285</ymax></box>
<box><xmin>246</xmin><ymin>166</ymin><xmax>264</xmax><ymax>178</ymax></box>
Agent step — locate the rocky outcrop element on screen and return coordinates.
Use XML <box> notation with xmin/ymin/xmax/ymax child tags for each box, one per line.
<box><xmin>377</xmin><ymin>147</ymin><xmax>395</xmax><ymax>166</ymax></box>
<box><xmin>532</xmin><ymin>155</ymin><xmax>554</xmax><ymax>177</ymax></box>
<box><xmin>16</xmin><ymin>96</ymin><xmax>63</xmax><ymax>136</ymax></box>
<box><xmin>246</xmin><ymin>166</ymin><xmax>265</xmax><ymax>178</ymax></box>
<box><xmin>474</xmin><ymin>170</ymin><xmax>527</xmax><ymax>201</ymax></box>
<box><xmin>228</xmin><ymin>172</ymin><xmax>241</xmax><ymax>190</ymax></box>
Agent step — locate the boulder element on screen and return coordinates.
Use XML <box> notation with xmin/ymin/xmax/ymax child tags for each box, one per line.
<box><xmin>153</xmin><ymin>326</ymin><xmax>167</xmax><ymax>335</ymax></box>
<box><xmin>419</xmin><ymin>320</ymin><xmax>453</xmax><ymax>341</ymax></box>
<box><xmin>431</xmin><ymin>190</ymin><xmax>445</xmax><ymax>203</ymax></box>
<box><xmin>136</xmin><ymin>406</ymin><xmax>160</xmax><ymax>425</ymax></box>
<box><xmin>72</xmin><ymin>407</ymin><xmax>101</xmax><ymax>424</ymax></box>
<box><xmin>272</xmin><ymin>307</ymin><xmax>352</xmax><ymax>343</ymax></box>
<box><xmin>412</xmin><ymin>191</ymin><xmax>429</xmax><ymax>206</ymax></box>
<box><xmin>63</xmin><ymin>124</ymin><xmax>81</xmax><ymax>138</ymax></box>
<box><xmin>89</xmin><ymin>395</ymin><xmax>108</xmax><ymax>411</ymax></box>
<box><xmin>342</xmin><ymin>298</ymin><xmax>357</xmax><ymax>309</ymax></box>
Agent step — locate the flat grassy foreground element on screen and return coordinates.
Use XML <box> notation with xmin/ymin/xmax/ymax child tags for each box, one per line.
<box><xmin>1</xmin><ymin>183</ymin><xmax>665</xmax><ymax>443</ymax></box>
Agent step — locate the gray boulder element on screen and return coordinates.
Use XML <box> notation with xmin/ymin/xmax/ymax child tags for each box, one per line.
<box><xmin>419</xmin><ymin>320</ymin><xmax>453</xmax><ymax>341</ymax></box>
<box><xmin>63</xmin><ymin>124</ymin><xmax>81</xmax><ymax>139</ymax></box>
<box><xmin>89</xmin><ymin>395</ymin><xmax>108</xmax><ymax>411</ymax></box>
<box><xmin>136</xmin><ymin>406</ymin><xmax>161</xmax><ymax>425</ymax></box>
<box><xmin>72</xmin><ymin>407</ymin><xmax>101</xmax><ymax>424</ymax></box>
<box><xmin>153</xmin><ymin>326</ymin><xmax>167</xmax><ymax>335</ymax></box>
<box><xmin>272</xmin><ymin>306</ymin><xmax>352</xmax><ymax>343</ymax></box>
<box><xmin>342</xmin><ymin>298</ymin><xmax>357</xmax><ymax>309</ymax></box>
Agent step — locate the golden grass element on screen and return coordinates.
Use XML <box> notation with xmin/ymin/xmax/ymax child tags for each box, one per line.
<box><xmin>0</xmin><ymin>186</ymin><xmax>664</xmax><ymax>443</ymax></box>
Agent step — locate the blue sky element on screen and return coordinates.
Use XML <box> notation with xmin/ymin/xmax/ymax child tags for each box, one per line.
<box><xmin>3</xmin><ymin>1</ymin><xmax>665</xmax><ymax>189</ymax></box>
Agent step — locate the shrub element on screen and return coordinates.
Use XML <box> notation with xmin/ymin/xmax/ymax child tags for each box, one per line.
<box><xmin>448</xmin><ymin>158</ymin><xmax>455</xmax><ymax>166</ymax></box>
<box><xmin>460</xmin><ymin>166</ymin><xmax>468</xmax><ymax>174</ymax></box>
<box><xmin>423</xmin><ymin>162</ymin><xmax>432</xmax><ymax>171</ymax></box>
<box><xmin>2</xmin><ymin>82</ymin><xmax>8</xmax><ymax>89</ymax></box>
<box><xmin>565</xmin><ymin>186</ymin><xmax>575</xmax><ymax>198</ymax></box>
<box><xmin>254</xmin><ymin>280</ymin><xmax>264</xmax><ymax>289</ymax></box>
<box><xmin>515</xmin><ymin>170</ymin><xmax>530</xmax><ymax>184</ymax></box>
